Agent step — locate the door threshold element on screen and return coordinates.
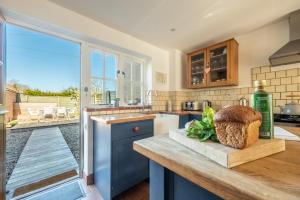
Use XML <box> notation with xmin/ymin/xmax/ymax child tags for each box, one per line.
<box><xmin>9</xmin><ymin>170</ymin><xmax>79</xmax><ymax>200</ymax></box>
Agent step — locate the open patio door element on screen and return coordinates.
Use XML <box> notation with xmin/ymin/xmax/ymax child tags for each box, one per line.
<box><xmin>4</xmin><ymin>22</ymin><xmax>81</xmax><ymax>199</ymax></box>
<box><xmin>0</xmin><ymin>11</ymin><xmax>6</xmax><ymax>200</ymax></box>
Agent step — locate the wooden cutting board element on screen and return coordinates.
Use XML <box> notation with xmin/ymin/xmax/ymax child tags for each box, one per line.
<box><xmin>169</xmin><ymin>129</ymin><xmax>285</xmax><ymax>168</ymax></box>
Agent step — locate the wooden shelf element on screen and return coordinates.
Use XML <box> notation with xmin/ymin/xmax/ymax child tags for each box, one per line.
<box><xmin>191</xmin><ymin>59</ymin><xmax>204</xmax><ymax>64</ymax></box>
<box><xmin>210</xmin><ymin>53</ymin><xmax>226</xmax><ymax>59</ymax></box>
<box><xmin>192</xmin><ymin>71</ymin><xmax>204</xmax><ymax>75</ymax></box>
<box><xmin>210</xmin><ymin>67</ymin><xmax>227</xmax><ymax>72</ymax></box>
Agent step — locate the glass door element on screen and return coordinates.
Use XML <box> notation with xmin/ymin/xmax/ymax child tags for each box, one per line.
<box><xmin>0</xmin><ymin>13</ymin><xmax>5</xmax><ymax>200</ymax></box>
<box><xmin>188</xmin><ymin>50</ymin><xmax>206</xmax><ymax>88</ymax></box>
<box><xmin>207</xmin><ymin>41</ymin><xmax>229</xmax><ymax>87</ymax></box>
<box><xmin>0</xmin><ymin>15</ymin><xmax>5</xmax><ymax>108</ymax></box>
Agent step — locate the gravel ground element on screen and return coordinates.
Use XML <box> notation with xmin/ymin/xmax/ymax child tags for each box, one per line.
<box><xmin>6</xmin><ymin>129</ymin><xmax>32</xmax><ymax>183</ymax></box>
<box><xmin>59</xmin><ymin>123</ymin><xmax>80</xmax><ymax>164</ymax></box>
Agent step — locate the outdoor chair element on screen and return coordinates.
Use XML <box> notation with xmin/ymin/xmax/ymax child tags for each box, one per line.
<box><xmin>27</xmin><ymin>108</ymin><xmax>41</xmax><ymax>122</ymax></box>
<box><xmin>56</xmin><ymin>107</ymin><xmax>67</xmax><ymax>119</ymax></box>
<box><xmin>67</xmin><ymin>108</ymin><xmax>76</xmax><ymax>119</ymax></box>
<box><xmin>42</xmin><ymin>107</ymin><xmax>56</xmax><ymax>119</ymax></box>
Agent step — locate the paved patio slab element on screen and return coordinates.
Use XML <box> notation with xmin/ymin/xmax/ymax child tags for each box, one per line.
<box><xmin>6</xmin><ymin>127</ymin><xmax>78</xmax><ymax>195</ymax></box>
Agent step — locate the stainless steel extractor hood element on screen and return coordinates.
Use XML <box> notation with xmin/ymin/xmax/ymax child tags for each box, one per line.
<box><xmin>269</xmin><ymin>10</ymin><xmax>300</xmax><ymax>66</ymax></box>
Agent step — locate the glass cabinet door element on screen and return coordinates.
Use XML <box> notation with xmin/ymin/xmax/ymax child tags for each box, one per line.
<box><xmin>207</xmin><ymin>42</ymin><xmax>229</xmax><ymax>85</ymax></box>
<box><xmin>188</xmin><ymin>50</ymin><xmax>206</xmax><ymax>87</ymax></box>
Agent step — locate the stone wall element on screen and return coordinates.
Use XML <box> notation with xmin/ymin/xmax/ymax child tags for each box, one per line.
<box><xmin>5</xmin><ymin>93</ymin><xmax>78</xmax><ymax>122</ymax></box>
<box><xmin>151</xmin><ymin>66</ymin><xmax>300</xmax><ymax>113</ymax></box>
<box><xmin>20</xmin><ymin>95</ymin><xmax>77</xmax><ymax>108</ymax></box>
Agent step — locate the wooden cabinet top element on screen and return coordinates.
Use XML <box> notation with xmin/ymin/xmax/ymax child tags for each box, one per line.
<box><xmin>91</xmin><ymin>113</ymin><xmax>155</xmax><ymax>124</ymax></box>
<box><xmin>187</xmin><ymin>39</ymin><xmax>238</xmax><ymax>55</ymax></box>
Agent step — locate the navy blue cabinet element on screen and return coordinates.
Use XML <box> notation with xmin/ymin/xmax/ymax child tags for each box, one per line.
<box><xmin>179</xmin><ymin>114</ymin><xmax>202</xmax><ymax>129</ymax></box>
<box><xmin>150</xmin><ymin>161</ymin><xmax>222</xmax><ymax>200</ymax></box>
<box><xmin>93</xmin><ymin>119</ymin><xmax>154</xmax><ymax>200</ymax></box>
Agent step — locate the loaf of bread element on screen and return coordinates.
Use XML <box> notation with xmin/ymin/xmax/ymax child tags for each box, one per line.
<box><xmin>214</xmin><ymin>105</ymin><xmax>262</xmax><ymax>149</ymax></box>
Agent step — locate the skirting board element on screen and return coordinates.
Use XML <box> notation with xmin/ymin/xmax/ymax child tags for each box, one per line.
<box><xmin>169</xmin><ymin>129</ymin><xmax>285</xmax><ymax>168</ymax></box>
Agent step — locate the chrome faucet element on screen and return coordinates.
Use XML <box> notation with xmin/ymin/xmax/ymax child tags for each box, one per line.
<box><xmin>143</xmin><ymin>90</ymin><xmax>157</xmax><ymax>112</ymax></box>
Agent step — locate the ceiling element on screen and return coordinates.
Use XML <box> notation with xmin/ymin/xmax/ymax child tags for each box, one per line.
<box><xmin>49</xmin><ymin>0</ymin><xmax>300</xmax><ymax>52</ymax></box>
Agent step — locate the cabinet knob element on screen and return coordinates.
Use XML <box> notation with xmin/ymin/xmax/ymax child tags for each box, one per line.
<box><xmin>132</xmin><ymin>126</ymin><xmax>140</xmax><ymax>132</ymax></box>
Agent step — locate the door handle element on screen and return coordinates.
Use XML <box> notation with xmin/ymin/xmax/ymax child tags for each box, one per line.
<box><xmin>132</xmin><ymin>126</ymin><xmax>140</xmax><ymax>132</ymax></box>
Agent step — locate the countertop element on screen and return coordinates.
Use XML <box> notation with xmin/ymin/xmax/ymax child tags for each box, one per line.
<box><xmin>160</xmin><ymin>111</ymin><xmax>202</xmax><ymax>116</ymax></box>
<box><xmin>140</xmin><ymin>110</ymin><xmax>202</xmax><ymax>116</ymax></box>
<box><xmin>91</xmin><ymin>113</ymin><xmax>156</xmax><ymax>124</ymax></box>
<box><xmin>133</xmin><ymin>126</ymin><xmax>300</xmax><ymax>200</ymax></box>
<box><xmin>84</xmin><ymin>105</ymin><xmax>151</xmax><ymax>112</ymax></box>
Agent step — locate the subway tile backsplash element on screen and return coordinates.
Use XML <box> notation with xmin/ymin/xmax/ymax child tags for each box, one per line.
<box><xmin>152</xmin><ymin>65</ymin><xmax>300</xmax><ymax>113</ymax></box>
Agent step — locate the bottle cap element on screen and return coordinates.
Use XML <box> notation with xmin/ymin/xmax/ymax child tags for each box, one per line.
<box><xmin>254</xmin><ymin>80</ymin><xmax>267</xmax><ymax>87</ymax></box>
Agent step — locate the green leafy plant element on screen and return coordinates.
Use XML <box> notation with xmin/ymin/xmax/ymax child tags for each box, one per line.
<box><xmin>186</xmin><ymin>107</ymin><xmax>219</xmax><ymax>142</ymax></box>
<box><xmin>23</xmin><ymin>87</ymin><xmax>79</xmax><ymax>97</ymax></box>
<box><xmin>6</xmin><ymin>120</ymin><xmax>18</xmax><ymax>128</ymax></box>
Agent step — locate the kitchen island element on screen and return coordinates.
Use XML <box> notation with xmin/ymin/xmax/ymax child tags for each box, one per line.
<box><xmin>133</xmin><ymin>126</ymin><xmax>300</xmax><ymax>200</ymax></box>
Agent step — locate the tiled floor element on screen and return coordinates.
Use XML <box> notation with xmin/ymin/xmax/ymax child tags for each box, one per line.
<box><xmin>80</xmin><ymin>179</ymin><xmax>103</xmax><ymax>200</ymax></box>
<box><xmin>80</xmin><ymin>179</ymin><xmax>149</xmax><ymax>200</ymax></box>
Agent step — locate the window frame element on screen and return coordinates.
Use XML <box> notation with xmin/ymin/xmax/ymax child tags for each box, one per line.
<box><xmin>89</xmin><ymin>47</ymin><xmax>145</xmax><ymax>106</ymax></box>
<box><xmin>90</xmin><ymin>49</ymin><xmax>119</xmax><ymax>105</ymax></box>
<box><xmin>120</xmin><ymin>55</ymin><xmax>144</xmax><ymax>105</ymax></box>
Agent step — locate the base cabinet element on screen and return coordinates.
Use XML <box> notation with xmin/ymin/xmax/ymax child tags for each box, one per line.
<box><xmin>179</xmin><ymin>114</ymin><xmax>202</xmax><ymax>129</ymax></box>
<box><xmin>93</xmin><ymin>119</ymin><xmax>154</xmax><ymax>200</ymax></box>
<box><xmin>111</xmin><ymin>134</ymin><xmax>150</xmax><ymax>196</ymax></box>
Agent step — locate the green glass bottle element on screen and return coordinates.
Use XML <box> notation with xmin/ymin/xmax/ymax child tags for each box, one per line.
<box><xmin>251</xmin><ymin>80</ymin><xmax>274</xmax><ymax>139</ymax></box>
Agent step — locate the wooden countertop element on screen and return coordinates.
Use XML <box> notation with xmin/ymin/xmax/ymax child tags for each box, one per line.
<box><xmin>133</xmin><ymin>126</ymin><xmax>300</xmax><ymax>200</ymax></box>
<box><xmin>91</xmin><ymin>113</ymin><xmax>155</xmax><ymax>124</ymax></box>
<box><xmin>139</xmin><ymin>111</ymin><xmax>202</xmax><ymax>116</ymax></box>
<box><xmin>160</xmin><ymin>111</ymin><xmax>202</xmax><ymax>116</ymax></box>
<box><xmin>84</xmin><ymin>105</ymin><xmax>151</xmax><ymax>112</ymax></box>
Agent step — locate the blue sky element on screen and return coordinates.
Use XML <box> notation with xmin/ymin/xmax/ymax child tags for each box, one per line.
<box><xmin>6</xmin><ymin>24</ymin><xmax>80</xmax><ymax>92</ymax></box>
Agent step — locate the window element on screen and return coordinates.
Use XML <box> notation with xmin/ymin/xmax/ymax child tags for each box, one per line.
<box><xmin>90</xmin><ymin>48</ymin><xmax>144</xmax><ymax>106</ymax></box>
<box><xmin>122</xmin><ymin>59</ymin><xmax>143</xmax><ymax>105</ymax></box>
<box><xmin>90</xmin><ymin>50</ymin><xmax>117</xmax><ymax>105</ymax></box>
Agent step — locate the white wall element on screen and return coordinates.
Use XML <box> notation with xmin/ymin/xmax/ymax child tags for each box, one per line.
<box><xmin>169</xmin><ymin>50</ymin><xmax>187</xmax><ymax>91</ymax></box>
<box><xmin>0</xmin><ymin>0</ymin><xmax>170</xmax><ymax>91</ymax></box>
<box><xmin>235</xmin><ymin>19</ymin><xmax>290</xmax><ymax>87</ymax></box>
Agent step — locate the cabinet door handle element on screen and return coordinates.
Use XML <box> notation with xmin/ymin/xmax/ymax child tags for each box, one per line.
<box><xmin>132</xmin><ymin>126</ymin><xmax>140</xmax><ymax>132</ymax></box>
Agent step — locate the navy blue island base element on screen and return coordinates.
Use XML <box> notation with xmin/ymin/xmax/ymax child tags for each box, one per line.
<box><xmin>150</xmin><ymin>160</ymin><xmax>222</xmax><ymax>200</ymax></box>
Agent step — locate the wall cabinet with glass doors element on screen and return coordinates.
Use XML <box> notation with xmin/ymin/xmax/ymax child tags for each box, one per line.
<box><xmin>186</xmin><ymin>39</ymin><xmax>238</xmax><ymax>89</ymax></box>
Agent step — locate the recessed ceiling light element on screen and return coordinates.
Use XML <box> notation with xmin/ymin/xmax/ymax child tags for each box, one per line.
<box><xmin>170</xmin><ymin>28</ymin><xmax>176</xmax><ymax>32</ymax></box>
<box><xmin>203</xmin><ymin>12</ymin><xmax>214</xmax><ymax>18</ymax></box>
